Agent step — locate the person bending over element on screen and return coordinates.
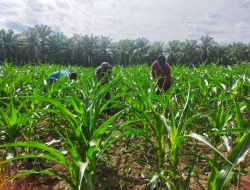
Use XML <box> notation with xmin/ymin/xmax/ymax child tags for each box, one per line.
<box><xmin>95</xmin><ymin>62</ymin><xmax>113</xmax><ymax>101</ymax></box>
<box><xmin>48</xmin><ymin>70</ymin><xmax>77</xmax><ymax>83</ymax></box>
<box><xmin>151</xmin><ymin>55</ymin><xmax>171</xmax><ymax>94</ymax></box>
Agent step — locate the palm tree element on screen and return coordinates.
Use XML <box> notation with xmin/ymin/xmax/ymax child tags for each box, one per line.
<box><xmin>246</xmin><ymin>43</ymin><xmax>250</xmax><ymax>61</ymax></box>
<box><xmin>227</xmin><ymin>42</ymin><xmax>249</xmax><ymax>64</ymax></box>
<box><xmin>47</xmin><ymin>32</ymin><xmax>69</xmax><ymax>64</ymax></box>
<box><xmin>133</xmin><ymin>37</ymin><xmax>150</xmax><ymax>64</ymax></box>
<box><xmin>35</xmin><ymin>24</ymin><xmax>52</xmax><ymax>62</ymax></box>
<box><xmin>166</xmin><ymin>40</ymin><xmax>181</xmax><ymax>64</ymax></box>
<box><xmin>63</xmin><ymin>37</ymin><xmax>74</xmax><ymax>65</ymax></box>
<box><xmin>98</xmin><ymin>36</ymin><xmax>112</xmax><ymax>62</ymax></box>
<box><xmin>197</xmin><ymin>35</ymin><xmax>217</xmax><ymax>64</ymax></box>
<box><xmin>117</xmin><ymin>39</ymin><xmax>135</xmax><ymax>66</ymax></box>
<box><xmin>146</xmin><ymin>41</ymin><xmax>165</xmax><ymax>63</ymax></box>
<box><xmin>21</xmin><ymin>27</ymin><xmax>39</xmax><ymax>62</ymax></box>
<box><xmin>176</xmin><ymin>40</ymin><xmax>198</xmax><ymax>65</ymax></box>
<box><xmin>214</xmin><ymin>44</ymin><xmax>230</xmax><ymax>65</ymax></box>
<box><xmin>83</xmin><ymin>34</ymin><xmax>98</xmax><ymax>67</ymax></box>
<box><xmin>0</xmin><ymin>29</ymin><xmax>20</xmax><ymax>62</ymax></box>
<box><xmin>71</xmin><ymin>34</ymin><xmax>86</xmax><ymax>66</ymax></box>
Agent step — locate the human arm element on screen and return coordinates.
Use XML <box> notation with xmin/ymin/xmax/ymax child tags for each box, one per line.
<box><xmin>95</xmin><ymin>67</ymin><xmax>102</xmax><ymax>81</ymax></box>
<box><xmin>162</xmin><ymin>63</ymin><xmax>171</xmax><ymax>89</ymax></box>
<box><xmin>151</xmin><ymin>62</ymin><xmax>157</xmax><ymax>79</ymax></box>
<box><xmin>151</xmin><ymin>69</ymin><xmax>156</xmax><ymax>79</ymax></box>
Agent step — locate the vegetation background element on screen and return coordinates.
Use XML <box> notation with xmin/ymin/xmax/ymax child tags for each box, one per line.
<box><xmin>1</xmin><ymin>24</ymin><xmax>250</xmax><ymax>67</ymax></box>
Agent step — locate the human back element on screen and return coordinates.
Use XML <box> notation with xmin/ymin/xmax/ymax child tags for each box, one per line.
<box><xmin>48</xmin><ymin>70</ymin><xmax>77</xmax><ymax>83</ymax></box>
<box><xmin>95</xmin><ymin>62</ymin><xmax>112</xmax><ymax>84</ymax></box>
<box><xmin>151</xmin><ymin>55</ymin><xmax>171</xmax><ymax>93</ymax></box>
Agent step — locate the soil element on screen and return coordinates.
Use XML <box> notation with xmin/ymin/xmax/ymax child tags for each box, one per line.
<box><xmin>0</xmin><ymin>119</ymin><xmax>249</xmax><ymax>190</ymax></box>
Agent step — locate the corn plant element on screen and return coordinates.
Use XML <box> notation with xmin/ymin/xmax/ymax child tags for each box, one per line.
<box><xmin>120</xmin><ymin>68</ymin><xmax>197</xmax><ymax>189</ymax></box>
<box><xmin>0</xmin><ymin>62</ymin><xmax>249</xmax><ymax>190</ymax></box>
<box><xmin>188</xmin><ymin>128</ymin><xmax>249</xmax><ymax>190</ymax></box>
<box><xmin>208</xmin><ymin>101</ymin><xmax>234</xmax><ymax>151</ymax></box>
<box><xmin>0</xmin><ymin>98</ymin><xmax>28</xmax><ymax>148</ymax></box>
<box><xmin>0</xmin><ymin>79</ymin><xmax>142</xmax><ymax>189</ymax></box>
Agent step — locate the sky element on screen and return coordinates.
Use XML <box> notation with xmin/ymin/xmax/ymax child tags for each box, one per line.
<box><xmin>1</xmin><ymin>0</ymin><xmax>250</xmax><ymax>44</ymax></box>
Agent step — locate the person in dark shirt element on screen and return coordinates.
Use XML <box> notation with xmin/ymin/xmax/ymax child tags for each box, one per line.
<box><xmin>151</xmin><ymin>55</ymin><xmax>171</xmax><ymax>94</ymax></box>
<box><xmin>48</xmin><ymin>70</ymin><xmax>77</xmax><ymax>83</ymax></box>
<box><xmin>95</xmin><ymin>62</ymin><xmax>113</xmax><ymax>101</ymax></box>
<box><xmin>95</xmin><ymin>62</ymin><xmax>112</xmax><ymax>84</ymax></box>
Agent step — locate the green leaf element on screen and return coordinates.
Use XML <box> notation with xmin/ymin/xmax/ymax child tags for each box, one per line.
<box><xmin>9</xmin><ymin>100</ymin><xmax>17</xmax><ymax>126</ymax></box>
<box><xmin>217</xmin><ymin>132</ymin><xmax>250</xmax><ymax>189</ymax></box>
<box><xmin>91</xmin><ymin>110</ymin><xmax>123</xmax><ymax>139</ymax></box>
<box><xmin>234</xmin><ymin>99</ymin><xmax>245</xmax><ymax>128</ymax></box>
<box><xmin>208</xmin><ymin>160</ymin><xmax>220</xmax><ymax>190</ymax></box>
<box><xmin>0</xmin><ymin>141</ymin><xmax>68</xmax><ymax>166</ymax></box>
<box><xmin>187</xmin><ymin>133</ymin><xmax>232</xmax><ymax>164</ymax></box>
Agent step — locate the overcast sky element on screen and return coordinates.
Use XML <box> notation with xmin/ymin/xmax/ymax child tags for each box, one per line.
<box><xmin>1</xmin><ymin>0</ymin><xmax>250</xmax><ymax>44</ymax></box>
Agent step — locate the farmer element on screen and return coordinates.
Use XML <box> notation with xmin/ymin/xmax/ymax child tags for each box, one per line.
<box><xmin>95</xmin><ymin>62</ymin><xmax>112</xmax><ymax>85</ymax></box>
<box><xmin>48</xmin><ymin>70</ymin><xmax>77</xmax><ymax>83</ymax></box>
<box><xmin>95</xmin><ymin>62</ymin><xmax>113</xmax><ymax>100</ymax></box>
<box><xmin>151</xmin><ymin>55</ymin><xmax>171</xmax><ymax>94</ymax></box>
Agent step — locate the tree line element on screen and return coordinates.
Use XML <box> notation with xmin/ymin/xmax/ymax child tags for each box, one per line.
<box><xmin>0</xmin><ymin>24</ymin><xmax>250</xmax><ymax>67</ymax></box>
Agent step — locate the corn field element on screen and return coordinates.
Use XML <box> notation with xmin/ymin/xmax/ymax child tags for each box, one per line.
<box><xmin>0</xmin><ymin>62</ymin><xmax>249</xmax><ymax>190</ymax></box>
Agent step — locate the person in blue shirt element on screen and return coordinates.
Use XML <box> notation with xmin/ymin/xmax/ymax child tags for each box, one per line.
<box><xmin>48</xmin><ymin>70</ymin><xmax>77</xmax><ymax>83</ymax></box>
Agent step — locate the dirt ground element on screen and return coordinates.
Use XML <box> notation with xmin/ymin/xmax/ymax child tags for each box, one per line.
<box><xmin>1</xmin><ymin>144</ymin><xmax>249</xmax><ymax>190</ymax></box>
<box><xmin>0</xmin><ymin>120</ymin><xmax>249</xmax><ymax>190</ymax></box>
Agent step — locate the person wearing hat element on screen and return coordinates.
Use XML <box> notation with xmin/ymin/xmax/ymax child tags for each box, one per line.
<box><xmin>48</xmin><ymin>70</ymin><xmax>77</xmax><ymax>83</ymax></box>
<box><xmin>151</xmin><ymin>55</ymin><xmax>172</xmax><ymax>94</ymax></box>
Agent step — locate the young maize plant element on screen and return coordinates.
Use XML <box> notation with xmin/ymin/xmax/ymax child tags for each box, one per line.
<box><xmin>0</xmin><ymin>62</ymin><xmax>248</xmax><ymax>190</ymax></box>
<box><xmin>0</xmin><ymin>76</ymin><xmax>143</xmax><ymax>190</ymax></box>
<box><xmin>188</xmin><ymin>128</ymin><xmax>249</xmax><ymax>190</ymax></box>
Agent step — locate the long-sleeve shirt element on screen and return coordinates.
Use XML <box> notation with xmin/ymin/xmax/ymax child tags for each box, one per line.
<box><xmin>48</xmin><ymin>70</ymin><xmax>69</xmax><ymax>82</ymax></box>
